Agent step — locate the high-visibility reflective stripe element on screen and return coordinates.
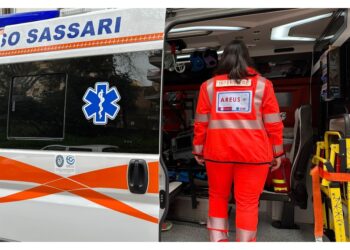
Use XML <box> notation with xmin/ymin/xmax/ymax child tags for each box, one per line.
<box><xmin>193</xmin><ymin>144</ymin><xmax>204</xmax><ymax>154</ymax></box>
<box><xmin>263</xmin><ymin>113</ymin><xmax>282</xmax><ymax>123</ymax></box>
<box><xmin>273</xmin><ymin>144</ymin><xmax>284</xmax><ymax>154</ymax></box>
<box><xmin>207</xmin><ymin>77</ymin><xmax>267</xmax><ymax>130</ymax></box>
<box><xmin>272</xmin><ymin>179</ymin><xmax>286</xmax><ymax>184</ymax></box>
<box><xmin>207</xmin><ymin>217</ymin><xmax>229</xmax><ymax>242</ymax></box>
<box><xmin>254</xmin><ymin>77</ymin><xmax>266</xmax><ymax>128</ymax></box>
<box><xmin>207</xmin><ymin>217</ymin><xmax>229</xmax><ymax>231</ymax></box>
<box><xmin>195</xmin><ymin>113</ymin><xmax>210</xmax><ymax>123</ymax></box>
<box><xmin>206</xmin><ymin>78</ymin><xmax>214</xmax><ymax>104</ymax></box>
<box><xmin>209</xmin><ymin>119</ymin><xmax>262</xmax><ymax>129</ymax></box>
<box><xmin>274</xmin><ymin>187</ymin><xmax>288</xmax><ymax>191</ymax></box>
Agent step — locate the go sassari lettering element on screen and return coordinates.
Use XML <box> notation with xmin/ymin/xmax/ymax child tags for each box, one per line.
<box><xmin>1</xmin><ymin>16</ymin><xmax>121</xmax><ymax>48</ymax></box>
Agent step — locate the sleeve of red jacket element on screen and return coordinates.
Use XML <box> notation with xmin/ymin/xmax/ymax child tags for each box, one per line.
<box><xmin>262</xmin><ymin>79</ymin><xmax>284</xmax><ymax>158</ymax></box>
<box><xmin>192</xmin><ymin>80</ymin><xmax>212</xmax><ymax>156</ymax></box>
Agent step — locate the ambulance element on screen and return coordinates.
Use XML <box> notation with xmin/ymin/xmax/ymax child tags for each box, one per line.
<box><xmin>0</xmin><ymin>8</ymin><xmax>348</xmax><ymax>242</ymax></box>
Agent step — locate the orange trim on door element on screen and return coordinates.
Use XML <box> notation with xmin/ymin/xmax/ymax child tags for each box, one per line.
<box><xmin>70</xmin><ymin>165</ymin><xmax>129</xmax><ymax>190</ymax></box>
<box><xmin>147</xmin><ymin>161</ymin><xmax>159</xmax><ymax>193</ymax></box>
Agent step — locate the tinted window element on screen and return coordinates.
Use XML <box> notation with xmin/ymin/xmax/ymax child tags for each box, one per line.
<box><xmin>8</xmin><ymin>73</ymin><xmax>66</xmax><ymax>139</ymax></box>
<box><xmin>0</xmin><ymin>50</ymin><xmax>162</xmax><ymax>154</ymax></box>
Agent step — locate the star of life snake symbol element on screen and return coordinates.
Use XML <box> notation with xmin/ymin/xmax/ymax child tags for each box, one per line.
<box><xmin>82</xmin><ymin>82</ymin><xmax>121</xmax><ymax>125</ymax></box>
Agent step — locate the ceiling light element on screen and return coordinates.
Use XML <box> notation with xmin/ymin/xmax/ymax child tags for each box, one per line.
<box><xmin>271</xmin><ymin>12</ymin><xmax>333</xmax><ymax>41</ymax></box>
<box><xmin>176</xmin><ymin>50</ymin><xmax>224</xmax><ymax>60</ymax></box>
<box><xmin>322</xmin><ymin>35</ymin><xmax>335</xmax><ymax>40</ymax></box>
<box><xmin>170</xmin><ymin>25</ymin><xmax>245</xmax><ymax>33</ymax></box>
<box><xmin>177</xmin><ymin>54</ymin><xmax>191</xmax><ymax>60</ymax></box>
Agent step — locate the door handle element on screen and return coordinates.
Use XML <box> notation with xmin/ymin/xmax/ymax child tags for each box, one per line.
<box><xmin>128</xmin><ymin>159</ymin><xmax>148</xmax><ymax>194</ymax></box>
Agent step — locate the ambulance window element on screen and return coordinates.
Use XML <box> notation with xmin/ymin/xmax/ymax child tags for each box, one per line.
<box><xmin>0</xmin><ymin>50</ymin><xmax>162</xmax><ymax>153</ymax></box>
<box><xmin>61</xmin><ymin>50</ymin><xmax>162</xmax><ymax>154</ymax></box>
<box><xmin>8</xmin><ymin>73</ymin><xmax>67</xmax><ymax>140</ymax></box>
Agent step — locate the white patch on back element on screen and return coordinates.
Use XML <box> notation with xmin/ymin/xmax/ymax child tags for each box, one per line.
<box><xmin>216</xmin><ymin>91</ymin><xmax>252</xmax><ymax>113</ymax></box>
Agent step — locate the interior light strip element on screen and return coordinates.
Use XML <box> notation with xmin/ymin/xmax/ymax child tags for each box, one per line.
<box><xmin>271</xmin><ymin>13</ymin><xmax>333</xmax><ymax>41</ymax></box>
<box><xmin>170</xmin><ymin>26</ymin><xmax>245</xmax><ymax>33</ymax></box>
<box><xmin>176</xmin><ymin>50</ymin><xmax>223</xmax><ymax>60</ymax></box>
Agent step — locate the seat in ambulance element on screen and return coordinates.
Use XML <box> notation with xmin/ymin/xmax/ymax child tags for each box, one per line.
<box><xmin>329</xmin><ymin>113</ymin><xmax>350</xmax><ymax>137</ymax></box>
<box><xmin>261</xmin><ymin>105</ymin><xmax>313</xmax><ymax>228</ymax></box>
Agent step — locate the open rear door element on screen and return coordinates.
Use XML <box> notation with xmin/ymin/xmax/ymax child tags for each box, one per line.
<box><xmin>0</xmin><ymin>8</ymin><xmax>166</xmax><ymax>241</ymax></box>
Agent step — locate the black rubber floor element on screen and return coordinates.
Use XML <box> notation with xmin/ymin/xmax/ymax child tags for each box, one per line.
<box><xmin>161</xmin><ymin>212</ymin><xmax>315</xmax><ymax>242</ymax></box>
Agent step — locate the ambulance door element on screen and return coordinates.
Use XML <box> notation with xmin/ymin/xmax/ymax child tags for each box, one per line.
<box><xmin>0</xmin><ymin>8</ymin><xmax>167</xmax><ymax>241</ymax></box>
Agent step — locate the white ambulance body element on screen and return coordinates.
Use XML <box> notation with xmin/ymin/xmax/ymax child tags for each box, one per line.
<box><xmin>0</xmin><ymin>8</ymin><xmax>168</xmax><ymax>241</ymax></box>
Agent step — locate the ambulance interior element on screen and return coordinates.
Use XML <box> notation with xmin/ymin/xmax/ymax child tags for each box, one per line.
<box><xmin>160</xmin><ymin>8</ymin><xmax>350</xmax><ymax>241</ymax></box>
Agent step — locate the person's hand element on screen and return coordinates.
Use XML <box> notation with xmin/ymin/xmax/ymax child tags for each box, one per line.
<box><xmin>271</xmin><ymin>157</ymin><xmax>282</xmax><ymax>172</ymax></box>
<box><xmin>194</xmin><ymin>155</ymin><xmax>205</xmax><ymax>166</ymax></box>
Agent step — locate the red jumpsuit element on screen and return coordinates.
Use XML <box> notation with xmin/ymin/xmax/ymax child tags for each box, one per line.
<box><xmin>193</xmin><ymin>68</ymin><xmax>283</xmax><ymax>240</ymax></box>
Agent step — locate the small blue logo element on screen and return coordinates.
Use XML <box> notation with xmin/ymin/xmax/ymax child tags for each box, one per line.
<box><xmin>66</xmin><ymin>155</ymin><xmax>75</xmax><ymax>165</ymax></box>
<box><xmin>82</xmin><ymin>82</ymin><xmax>121</xmax><ymax>125</ymax></box>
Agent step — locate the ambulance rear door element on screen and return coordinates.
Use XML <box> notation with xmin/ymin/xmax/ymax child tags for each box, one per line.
<box><xmin>0</xmin><ymin>8</ymin><xmax>167</xmax><ymax>241</ymax></box>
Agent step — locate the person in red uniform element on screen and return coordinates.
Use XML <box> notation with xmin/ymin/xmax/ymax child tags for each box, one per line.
<box><xmin>193</xmin><ymin>40</ymin><xmax>283</xmax><ymax>242</ymax></box>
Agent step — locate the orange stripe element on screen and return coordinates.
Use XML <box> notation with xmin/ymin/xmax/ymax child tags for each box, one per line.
<box><xmin>0</xmin><ymin>185</ymin><xmax>61</xmax><ymax>203</ymax></box>
<box><xmin>0</xmin><ymin>156</ymin><xmax>60</xmax><ymax>184</ymax></box>
<box><xmin>0</xmin><ymin>156</ymin><xmax>158</xmax><ymax>193</ymax></box>
<box><xmin>147</xmin><ymin>162</ymin><xmax>159</xmax><ymax>193</ymax></box>
<box><xmin>0</xmin><ymin>32</ymin><xmax>164</xmax><ymax>57</ymax></box>
<box><xmin>46</xmin><ymin>177</ymin><xmax>86</xmax><ymax>191</ymax></box>
<box><xmin>71</xmin><ymin>188</ymin><xmax>158</xmax><ymax>224</ymax></box>
<box><xmin>0</xmin><ymin>156</ymin><xmax>160</xmax><ymax>223</ymax></box>
<box><xmin>69</xmin><ymin>165</ymin><xmax>128</xmax><ymax>190</ymax></box>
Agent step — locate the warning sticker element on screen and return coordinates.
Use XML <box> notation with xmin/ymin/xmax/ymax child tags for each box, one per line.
<box><xmin>55</xmin><ymin>155</ymin><xmax>76</xmax><ymax>175</ymax></box>
<box><xmin>217</xmin><ymin>91</ymin><xmax>252</xmax><ymax>113</ymax></box>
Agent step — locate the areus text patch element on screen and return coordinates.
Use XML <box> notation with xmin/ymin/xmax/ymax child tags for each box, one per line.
<box><xmin>217</xmin><ymin>91</ymin><xmax>252</xmax><ymax>113</ymax></box>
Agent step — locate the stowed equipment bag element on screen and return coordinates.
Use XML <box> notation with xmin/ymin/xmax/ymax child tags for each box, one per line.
<box><xmin>265</xmin><ymin>157</ymin><xmax>291</xmax><ymax>193</ymax></box>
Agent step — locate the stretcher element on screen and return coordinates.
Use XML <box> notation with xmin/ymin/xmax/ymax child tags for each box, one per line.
<box><xmin>311</xmin><ymin>130</ymin><xmax>350</xmax><ymax>242</ymax></box>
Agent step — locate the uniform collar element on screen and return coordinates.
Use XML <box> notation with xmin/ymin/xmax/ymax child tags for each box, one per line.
<box><xmin>247</xmin><ymin>67</ymin><xmax>258</xmax><ymax>75</ymax></box>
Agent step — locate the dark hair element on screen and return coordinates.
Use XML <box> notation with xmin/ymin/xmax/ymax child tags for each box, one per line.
<box><xmin>215</xmin><ymin>40</ymin><xmax>256</xmax><ymax>80</ymax></box>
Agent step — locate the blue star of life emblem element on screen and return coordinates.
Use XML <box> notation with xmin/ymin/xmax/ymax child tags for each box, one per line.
<box><xmin>82</xmin><ymin>82</ymin><xmax>121</xmax><ymax>125</ymax></box>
